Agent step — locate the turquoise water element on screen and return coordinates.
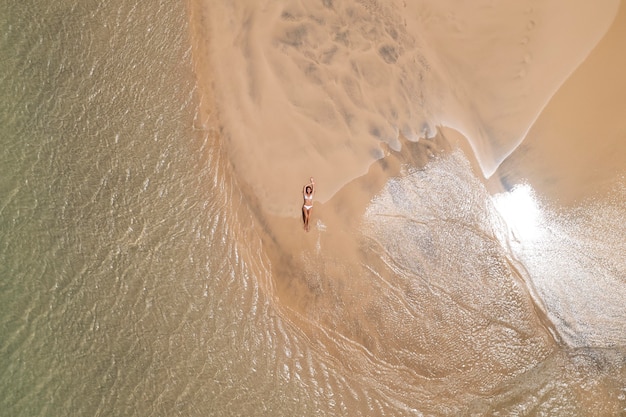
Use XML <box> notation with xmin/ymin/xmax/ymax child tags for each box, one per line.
<box><xmin>2</xmin><ymin>1</ymin><xmax>625</xmax><ymax>416</ymax></box>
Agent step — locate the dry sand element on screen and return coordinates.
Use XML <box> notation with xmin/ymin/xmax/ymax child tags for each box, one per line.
<box><xmin>190</xmin><ymin>0</ymin><xmax>619</xmax><ymax>219</ymax></box>
<box><xmin>489</xmin><ymin>0</ymin><xmax>626</xmax><ymax>205</ymax></box>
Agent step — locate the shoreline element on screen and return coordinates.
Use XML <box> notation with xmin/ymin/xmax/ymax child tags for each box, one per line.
<box><xmin>488</xmin><ymin>0</ymin><xmax>626</xmax><ymax>206</ymax></box>
<box><xmin>185</xmin><ymin>0</ymin><xmax>623</xmax><ymax>340</ymax></box>
<box><xmin>185</xmin><ymin>0</ymin><xmax>624</xmax><ymax>321</ymax></box>
<box><xmin>260</xmin><ymin>130</ymin><xmax>455</xmax><ymax>314</ymax></box>
<box><xmin>183</xmin><ymin>1</ymin><xmax>626</xmax><ymax>412</ymax></box>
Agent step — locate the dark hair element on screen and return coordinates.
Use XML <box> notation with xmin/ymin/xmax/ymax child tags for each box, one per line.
<box><xmin>306</xmin><ymin>186</ymin><xmax>312</xmax><ymax>193</ymax></box>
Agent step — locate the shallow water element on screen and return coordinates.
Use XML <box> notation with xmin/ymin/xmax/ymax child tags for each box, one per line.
<box><xmin>1</xmin><ymin>0</ymin><xmax>625</xmax><ymax>416</ymax></box>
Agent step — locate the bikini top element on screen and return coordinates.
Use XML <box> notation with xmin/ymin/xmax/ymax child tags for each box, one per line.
<box><xmin>304</xmin><ymin>194</ymin><xmax>313</xmax><ymax>200</ymax></box>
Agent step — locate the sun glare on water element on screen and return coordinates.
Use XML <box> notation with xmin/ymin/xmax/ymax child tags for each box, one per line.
<box><xmin>493</xmin><ymin>184</ymin><xmax>544</xmax><ymax>242</ymax></box>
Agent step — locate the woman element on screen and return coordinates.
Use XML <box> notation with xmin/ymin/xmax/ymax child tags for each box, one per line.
<box><xmin>302</xmin><ymin>177</ymin><xmax>315</xmax><ymax>232</ymax></box>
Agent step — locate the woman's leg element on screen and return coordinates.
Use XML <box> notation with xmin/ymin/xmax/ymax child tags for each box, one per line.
<box><xmin>304</xmin><ymin>208</ymin><xmax>310</xmax><ymax>231</ymax></box>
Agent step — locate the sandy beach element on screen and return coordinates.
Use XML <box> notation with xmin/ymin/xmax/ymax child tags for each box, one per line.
<box><xmin>490</xmin><ymin>1</ymin><xmax>626</xmax><ymax>205</ymax></box>
<box><xmin>190</xmin><ymin>0</ymin><xmax>620</xmax><ymax>214</ymax></box>
<box><xmin>186</xmin><ymin>0</ymin><xmax>624</xmax><ymax>268</ymax></box>
<box><xmin>185</xmin><ymin>0</ymin><xmax>626</xmax><ymax>413</ymax></box>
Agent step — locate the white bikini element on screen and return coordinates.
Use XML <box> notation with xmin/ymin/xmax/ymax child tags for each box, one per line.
<box><xmin>303</xmin><ymin>193</ymin><xmax>313</xmax><ymax>210</ymax></box>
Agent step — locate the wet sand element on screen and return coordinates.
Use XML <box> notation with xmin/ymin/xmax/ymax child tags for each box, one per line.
<box><xmin>261</xmin><ymin>132</ymin><xmax>453</xmax><ymax>312</ymax></box>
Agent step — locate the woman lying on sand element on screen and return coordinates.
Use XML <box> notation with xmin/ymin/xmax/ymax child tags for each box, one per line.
<box><xmin>302</xmin><ymin>177</ymin><xmax>315</xmax><ymax>232</ymax></box>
